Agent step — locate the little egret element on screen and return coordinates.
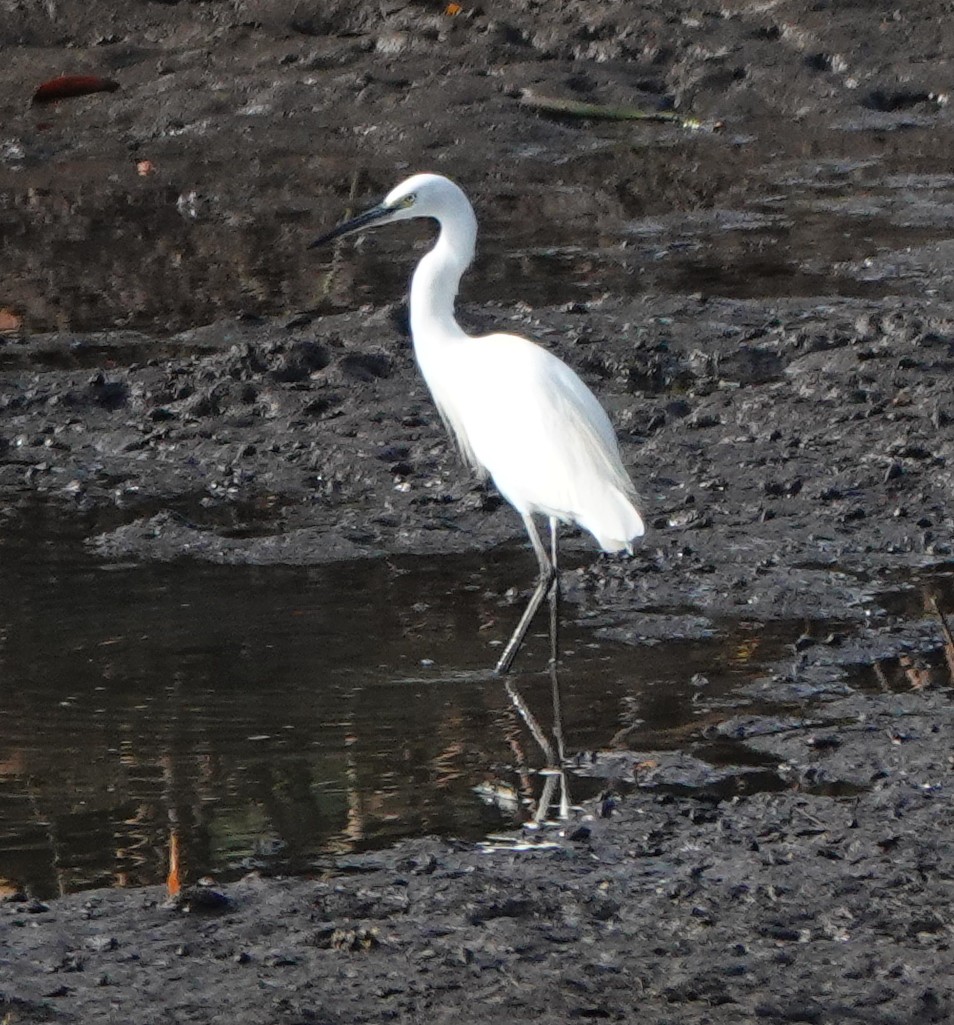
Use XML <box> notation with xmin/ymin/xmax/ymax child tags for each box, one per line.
<box><xmin>311</xmin><ymin>174</ymin><xmax>644</xmax><ymax>673</ymax></box>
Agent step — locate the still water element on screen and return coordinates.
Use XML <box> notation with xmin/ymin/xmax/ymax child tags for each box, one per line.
<box><xmin>2</xmin><ymin>126</ymin><xmax>954</xmax><ymax>335</ymax></box>
<box><xmin>0</xmin><ymin>505</ymin><xmax>829</xmax><ymax>899</ymax></box>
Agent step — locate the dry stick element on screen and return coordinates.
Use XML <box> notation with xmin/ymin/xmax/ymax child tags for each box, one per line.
<box><xmin>872</xmin><ymin>660</ymin><xmax>891</xmax><ymax>692</ymax></box>
<box><xmin>518</xmin><ymin>90</ymin><xmax>723</xmax><ymax>133</ymax></box>
<box><xmin>316</xmin><ymin>167</ymin><xmax>362</xmax><ymax>302</ymax></box>
<box><xmin>928</xmin><ymin>595</ymin><xmax>954</xmax><ymax>681</ymax></box>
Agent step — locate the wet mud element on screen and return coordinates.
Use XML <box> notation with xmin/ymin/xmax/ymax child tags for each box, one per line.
<box><xmin>2</xmin><ymin>0</ymin><xmax>954</xmax><ymax>1021</ymax></box>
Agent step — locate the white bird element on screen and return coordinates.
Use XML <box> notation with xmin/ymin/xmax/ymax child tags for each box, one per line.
<box><xmin>311</xmin><ymin>174</ymin><xmax>644</xmax><ymax>673</ymax></box>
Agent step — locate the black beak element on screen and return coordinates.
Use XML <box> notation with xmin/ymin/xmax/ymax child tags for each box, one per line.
<box><xmin>309</xmin><ymin>202</ymin><xmax>391</xmax><ymax>249</ymax></box>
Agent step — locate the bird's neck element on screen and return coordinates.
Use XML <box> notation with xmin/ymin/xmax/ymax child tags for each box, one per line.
<box><xmin>409</xmin><ymin>205</ymin><xmax>477</xmax><ymax>347</ymax></box>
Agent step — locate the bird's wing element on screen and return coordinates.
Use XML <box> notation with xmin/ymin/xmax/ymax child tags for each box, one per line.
<box><xmin>430</xmin><ymin>333</ymin><xmax>638</xmax><ymax>515</ymax></box>
<box><xmin>430</xmin><ymin>387</ymin><xmax>487</xmax><ymax>477</ymax></box>
<box><xmin>544</xmin><ymin>355</ymin><xmax>637</xmax><ymax>499</ymax></box>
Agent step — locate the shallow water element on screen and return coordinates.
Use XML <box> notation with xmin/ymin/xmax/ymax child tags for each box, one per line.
<box><xmin>2</xmin><ymin>506</ymin><xmax>951</xmax><ymax>897</ymax></box>
<box><xmin>3</xmin><ymin>125</ymin><xmax>954</xmax><ymax>335</ymax></box>
<box><xmin>0</xmin><ymin>505</ymin><xmax>884</xmax><ymax>898</ymax></box>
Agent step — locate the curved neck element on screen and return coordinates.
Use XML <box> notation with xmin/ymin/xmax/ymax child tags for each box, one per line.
<box><xmin>409</xmin><ymin>202</ymin><xmax>477</xmax><ymax>345</ymax></box>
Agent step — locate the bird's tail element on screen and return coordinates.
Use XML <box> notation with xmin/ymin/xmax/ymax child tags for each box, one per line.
<box><xmin>582</xmin><ymin>486</ymin><xmax>645</xmax><ymax>554</ymax></box>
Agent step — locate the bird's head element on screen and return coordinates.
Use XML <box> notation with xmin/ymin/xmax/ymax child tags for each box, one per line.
<box><xmin>310</xmin><ymin>173</ymin><xmax>472</xmax><ymax>248</ymax></box>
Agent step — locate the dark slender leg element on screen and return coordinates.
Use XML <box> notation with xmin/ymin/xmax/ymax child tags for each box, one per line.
<box><xmin>495</xmin><ymin>515</ymin><xmax>556</xmax><ymax>674</ymax></box>
<box><xmin>546</xmin><ymin>516</ymin><xmax>567</xmax><ymax>753</ymax></box>
<box><xmin>546</xmin><ymin>517</ymin><xmax>568</xmax><ymax>810</ymax></box>
<box><xmin>547</xmin><ymin>517</ymin><xmax>560</xmax><ymax>672</ymax></box>
<box><xmin>499</xmin><ymin>520</ymin><xmax>571</xmax><ymax>820</ymax></box>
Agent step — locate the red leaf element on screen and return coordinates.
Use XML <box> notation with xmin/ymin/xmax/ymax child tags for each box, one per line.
<box><xmin>32</xmin><ymin>75</ymin><xmax>120</xmax><ymax>104</ymax></box>
<box><xmin>0</xmin><ymin>308</ymin><xmax>23</xmax><ymax>333</ymax></box>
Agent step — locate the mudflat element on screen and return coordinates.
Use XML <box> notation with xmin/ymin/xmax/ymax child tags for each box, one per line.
<box><xmin>1</xmin><ymin>2</ymin><xmax>953</xmax><ymax>1022</ymax></box>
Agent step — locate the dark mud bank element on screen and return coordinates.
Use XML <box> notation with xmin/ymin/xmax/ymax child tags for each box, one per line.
<box><xmin>5</xmin><ymin>687</ymin><xmax>954</xmax><ymax>1024</ymax></box>
<box><xmin>2</xmin><ymin>293</ymin><xmax>952</xmax><ymax>632</ymax></box>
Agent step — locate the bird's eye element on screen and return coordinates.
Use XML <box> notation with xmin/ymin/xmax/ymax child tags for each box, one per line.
<box><xmin>401</xmin><ymin>193</ymin><xmax>416</xmax><ymax>208</ymax></box>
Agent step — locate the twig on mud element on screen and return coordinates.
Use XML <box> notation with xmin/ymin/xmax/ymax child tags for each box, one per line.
<box><xmin>794</xmin><ymin>806</ymin><xmax>830</xmax><ymax>831</ymax></box>
<box><xmin>929</xmin><ymin>595</ymin><xmax>954</xmax><ymax>648</ymax></box>
<box><xmin>872</xmin><ymin>660</ymin><xmax>890</xmax><ymax>692</ymax></box>
<box><xmin>316</xmin><ymin>167</ymin><xmax>362</xmax><ymax>303</ymax></box>
<box><xmin>928</xmin><ymin>595</ymin><xmax>954</xmax><ymax>681</ymax></box>
<box><xmin>518</xmin><ymin>90</ymin><xmax>723</xmax><ymax>133</ymax></box>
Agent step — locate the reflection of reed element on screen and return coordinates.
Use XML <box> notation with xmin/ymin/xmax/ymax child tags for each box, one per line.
<box><xmin>25</xmin><ymin>775</ymin><xmax>67</xmax><ymax>898</ymax></box>
<box><xmin>341</xmin><ymin>737</ymin><xmax>366</xmax><ymax>851</ymax></box>
<box><xmin>166</xmin><ymin>828</ymin><xmax>182</xmax><ymax>896</ymax></box>
<box><xmin>3</xmin><ymin>544</ymin><xmax>519</xmax><ymax>893</ymax></box>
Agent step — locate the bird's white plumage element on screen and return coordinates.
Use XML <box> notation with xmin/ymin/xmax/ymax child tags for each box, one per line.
<box><xmin>370</xmin><ymin>173</ymin><xmax>644</xmax><ymax>553</ymax></box>
<box><xmin>314</xmin><ymin>172</ymin><xmax>645</xmax><ymax>672</ymax></box>
<box><xmin>422</xmin><ymin>332</ymin><xmax>643</xmax><ymax>551</ymax></box>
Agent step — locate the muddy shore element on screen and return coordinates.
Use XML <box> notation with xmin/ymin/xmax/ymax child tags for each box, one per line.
<box><xmin>2</xmin><ymin>0</ymin><xmax>954</xmax><ymax>1021</ymax></box>
<box><xmin>4</xmin><ymin>686</ymin><xmax>954</xmax><ymax>1025</ymax></box>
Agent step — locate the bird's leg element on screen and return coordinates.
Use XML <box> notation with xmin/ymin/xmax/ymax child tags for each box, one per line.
<box><xmin>546</xmin><ymin>519</ymin><xmax>568</xmax><ymax>765</ymax></box>
<box><xmin>494</xmin><ymin>515</ymin><xmax>556</xmax><ymax>674</ymax></box>
<box><xmin>547</xmin><ymin>516</ymin><xmax>560</xmax><ymax>672</ymax></box>
<box><xmin>546</xmin><ymin>524</ymin><xmax>571</xmax><ymax>820</ymax></box>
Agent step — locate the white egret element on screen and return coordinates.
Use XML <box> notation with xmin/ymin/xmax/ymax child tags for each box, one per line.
<box><xmin>311</xmin><ymin>174</ymin><xmax>644</xmax><ymax>673</ymax></box>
